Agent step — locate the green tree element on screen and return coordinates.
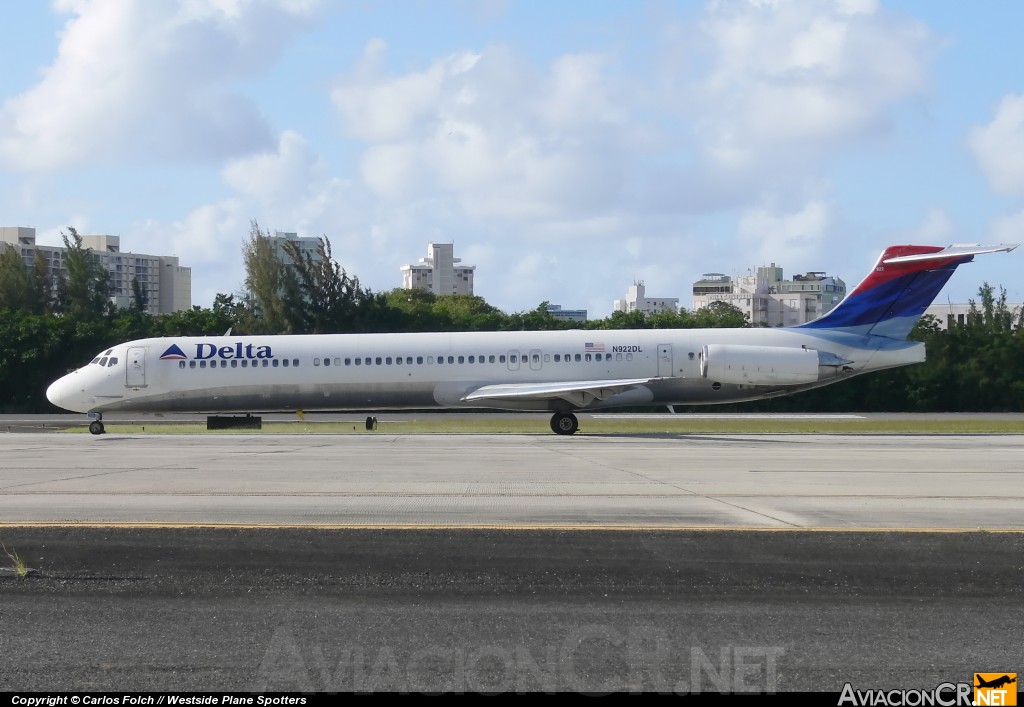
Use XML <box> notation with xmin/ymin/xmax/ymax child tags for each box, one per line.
<box><xmin>281</xmin><ymin>236</ymin><xmax>366</xmax><ymax>333</ymax></box>
<box><xmin>55</xmin><ymin>227</ymin><xmax>112</xmax><ymax>320</ymax></box>
<box><xmin>240</xmin><ymin>220</ymin><xmax>290</xmax><ymax>334</ymax></box>
<box><xmin>0</xmin><ymin>243</ymin><xmax>32</xmax><ymax>312</ymax></box>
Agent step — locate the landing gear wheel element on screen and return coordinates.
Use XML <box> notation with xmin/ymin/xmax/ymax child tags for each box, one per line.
<box><xmin>89</xmin><ymin>421</ymin><xmax>105</xmax><ymax>435</ymax></box>
<box><xmin>365</xmin><ymin>416</ymin><xmax>378</xmax><ymax>430</ymax></box>
<box><xmin>550</xmin><ymin>412</ymin><xmax>579</xmax><ymax>435</ymax></box>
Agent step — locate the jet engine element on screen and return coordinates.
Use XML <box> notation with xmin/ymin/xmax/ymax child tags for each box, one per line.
<box><xmin>700</xmin><ymin>344</ymin><xmax>836</xmax><ymax>385</ymax></box>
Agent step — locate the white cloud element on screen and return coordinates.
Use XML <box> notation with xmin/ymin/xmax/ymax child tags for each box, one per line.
<box><xmin>908</xmin><ymin>208</ymin><xmax>957</xmax><ymax>244</ymax></box>
<box><xmin>988</xmin><ymin>209</ymin><xmax>1024</xmax><ymax>245</ymax></box>
<box><xmin>737</xmin><ymin>199</ymin><xmax>832</xmax><ymax>268</ymax></box>
<box><xmin>693</xmin><ymin>0</ymin><xmax>935</xmax><ymax>186</ymax></box>
<box><xmin>0</xmin><ymin>0</ymin><xmax>320</xmax><ymax>172</ymax></box>
<box><xmin>332</xmin><ymin>41</ymin><xmax>631</xmax><ymax>223</ymax></box>
<box><xmin>969</xmin><ymin>93</ymin><xmax>1024</xmax><ymax>198</ymax></box>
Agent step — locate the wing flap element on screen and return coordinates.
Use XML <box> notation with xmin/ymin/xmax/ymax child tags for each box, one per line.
<box><xmin>462</xmin><ymin>378</ymin><xmax>657</xmax><ymax>408</ymax></box>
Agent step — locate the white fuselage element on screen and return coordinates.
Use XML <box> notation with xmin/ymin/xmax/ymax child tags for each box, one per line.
<box><xmin>45</xmin><ymin>327</ymin><xmax>925</xmax><ymax>415</ymax></box>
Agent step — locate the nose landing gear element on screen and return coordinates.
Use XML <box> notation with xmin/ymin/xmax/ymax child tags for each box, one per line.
<box><xmin>88</xmin><ymin>414</ymin><xmax>105</xmax><ymax>435</ymax></box>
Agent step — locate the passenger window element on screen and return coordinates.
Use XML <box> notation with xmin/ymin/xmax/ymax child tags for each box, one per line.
<box><xmin>282</xmin><ymin>359</ymin><xmax>289</xmax><ymax>367</ymax></box>
<box><xmin>240</xmin><ymin>360</ymin><xmax>247</xmax><ymax>368</ymax></box>
<box><xmin>324</xmin><ymin>358</ymin><xmax>331</xmax><ymax>367</ymax></box>
<box><xmin>334</xmin><ymin>358</ymin><xmax>340</xmax><ymax>366</ymax></box>
<box><xmin>407</xmin><ymin>357</ymin><xmax>413</xmax><ymax>364</ymax></box>
<box><xmin>345</xmin><ymin>358</ymin><xmax>351</xmax><ymax>366</ymax></box>
<box><xmin>626</xmin><ymin>353</ymin><xmax>633</xmax><ymax>361</ymax></box>
<box><xmin>543</xmin><ymin>354</ymin><xmax>550</xmax><ymax>362</ymax></box>
<box><xmin>294</xmin><ymin>359</ymin><xmax>299</xmax><ymax>367</ymax></box>
<box><xmin>458</xmin><ymin>356</ymin><xmax>465</xmax><ymax>364</ymax></box>
<box><xmin>533</xmin><ymin>354</ymin><xmax>540</xmax><ymax>363</ymax></box>
<box><xmin>585</xmin><ymin>354</ymin><xmax>591</xmax><ymax>362</ymax></box>
<box><xmin>221</xmin><ymin>360</ymin><xmax>227</xmax><ymax>368</ymax></box>
<box><xmin>200</xmin><ymin>361</ymin><xmax>207</xmax><ymax>369</ymax></box>
<box><xmin>616</xmin><ymin>353</ymin><xmax>622</xmax><ymax>362</ymax></box>
<box><xmin>231</xmin><ymin>360</ymin><xmax>238</xmax><ymax>368</ymax></box>
<box><xmin>273</xmin><ymin>360</ymin><xmax>279</xmax><ymax>367</ymax></box>
<box><xmin>427</xmin><ymin>356</ymin><xmax>433</xmax><ymax>364</ymax></box>
<box><xmin>395</xmin><ymin>357</ymin><xmax>402</xmax><ymax>365</ymax></box>
<box><xmin>179</xmin><ymin>361</ymin><xmax>185</xmax><ymax>369</ymax></box>
<box><xmin>190</xmin><ymin>361</ymin><xmax>197</xmax><ymax>369</ymax></box>
<box><xmin>417</xmin><ymin>356</ymin><xmax>424</xmax><ymax>364</ymax></box>
<box><xmin>468</xmin><ymin>356</ymin><xmax>475</xmax><ymax>364</ymax></box>
<box><xmin>262</xmin><ymin>360</ymin><xmax>269</xmax><ymax>367</ymax></box>
<box><xmin>314</xmin><ymin>358</ymin><xmax>321</xmax><ymax>366</ymax></box>
<box><xmin>499</xmin><ymin>355</ymin><xmax>506</xmax><ymax>363</ymax></box>
<box><xmin>386</xmin><ymin>357</ymin><xmax>393</xmax><ymax>365</ymax></box>
<box><xmin>448</xmin><ymin>356</ymin><xmax>454</xmax><ymax>364</ymax></box>
<box><xmin>489</xmin><ymin>355</ymin><xmax>495</xmax><ymax>363</ymax></box>
<box><xmin>355</xmin><ymin>358</ymin><xmax>361</xmax><ymax>366</ymax></box>
<box><xmin>437</xmin><ymin>357</ymin><xmax>444</xmax><ymax>364</ymax></box>
<box><xmin>510</xmin><ymin>355</ymin><xmax>517</xmax><ymax>363</ymax></box>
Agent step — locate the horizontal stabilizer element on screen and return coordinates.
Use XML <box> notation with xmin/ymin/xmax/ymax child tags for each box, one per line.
<box><xmin>883</xmin><ymin>243</ymin><xmax>1018</xmax><ymax>264</ymax></box>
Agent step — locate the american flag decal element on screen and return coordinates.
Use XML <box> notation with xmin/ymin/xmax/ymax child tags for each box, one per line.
<box><xmin>584</xmin><ymin>342</ymin><xmax>605</xmax><ymax>352</ymax></box>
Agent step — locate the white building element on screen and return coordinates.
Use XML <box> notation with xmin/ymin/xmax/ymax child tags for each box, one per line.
<box><xmin>1</xmin><ymin>226</ymin><xmax>191</xmax><ymax>314</ymax></box>
<box><xmin>546</xmin><ymin>304</ymin><xmax>587</xmax><ymax>323</ymax></box>
<box><xmin>612</xmin><ymin>282</ymin><xmax>679</xmax><ymax>315</ymax></box>
<box><xmin>923</xmin><ymin>303</ymin><xmax>1023</xmax><ymax>330</ymax></box>
<box><xmin>400</xmin><ymin>242</ymin><xmax>475</xmax><ymax>296</ymax></box>
<box><xmin>692</xmin><ymin>264</ymin><xmax>846</xmax><ymax>327</ymax></box>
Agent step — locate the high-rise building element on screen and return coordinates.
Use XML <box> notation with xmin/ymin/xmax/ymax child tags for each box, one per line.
<box><xmin>0</xmin><ymin>226</ymin><xmax>190</xmax><ymax>314</ymax></box>
<box><xmin>692</xmin><ymin>264</ymin><xmax>846</xmax><ymax>326</ymax></box>
<box><xmin>400</xmin><ymin>242</ymin><xmax>475</xmax><ymax>296</ymax></box>
<box><xmin>612</xmin><ymin>282</ymin><xmax>679</xmax><ymax>315</ymax></box>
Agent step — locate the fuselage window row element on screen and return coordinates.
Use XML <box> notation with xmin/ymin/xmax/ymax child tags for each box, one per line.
<box><xmin>302</xmin><ymin>352</ymin><xmax>629</xmax><ymax>368</ymax></box>
<box><xmin>178</xmin><ymin>358</ymin><xmax>300</xmax><ymax>370</ymax></box>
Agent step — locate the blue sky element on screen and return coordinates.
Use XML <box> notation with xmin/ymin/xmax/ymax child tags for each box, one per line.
<box><xmin>2</xmin><ymin>0</ymin><xmax>1022</xmax><ymax>317</ymax></box>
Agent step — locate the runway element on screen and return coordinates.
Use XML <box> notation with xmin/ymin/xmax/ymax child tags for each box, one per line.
<box><xmin>2</xmin><ymin>432</ymin><xmax>1022</xmax><ymax>693</ymax></box>
<box><xmin>2</xmin><ymin>432</ymin><xmax>1022</xmax><ymax>529</ymax></box>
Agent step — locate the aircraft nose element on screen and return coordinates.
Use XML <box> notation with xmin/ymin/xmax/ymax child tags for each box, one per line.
<box><xmin>46</xmin><ymin>373</ymin><xmax>86</xmax><ymax>413</ymax></box>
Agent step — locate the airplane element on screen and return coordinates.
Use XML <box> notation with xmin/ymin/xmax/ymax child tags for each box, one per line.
<box><xmin>46</xmin><ymin>243</ymin><xmax>1017</xmax><ymax>435</ymax></box>
<box><xmin>975</xmin><ymin>675</ymin><xmax>1016</xmax><ymax>689</ymax></box>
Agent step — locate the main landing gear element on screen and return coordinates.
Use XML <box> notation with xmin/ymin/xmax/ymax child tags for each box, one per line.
<box><xmin>550</xmin><ymin>412</ymin><xmax>579</xmax><ymax>435</ymax></box>
<box><xmin>88</xmin><ymin>414</ymin><xmax>105</xmax><ymax>435</ymax></box>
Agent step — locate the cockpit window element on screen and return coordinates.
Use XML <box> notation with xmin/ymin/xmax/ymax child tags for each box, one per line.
<box><xmin>91</xmin><ymin>358</ymin><xmax>100</xmax><ymax>364</ymax></box>
<box><xmin>99</xmin><ymin>357</ymin><xmax>109</xmax><ymax>366</ymax></box>
<box><xmin>107</xmin><ymin>357</ymin><xmax>118</xmax><ymax>367</ymax></box>
<box><xmin>104</xmin><ymin>349</ymin><xmax>113</xmax><ymax>356</ymax></box>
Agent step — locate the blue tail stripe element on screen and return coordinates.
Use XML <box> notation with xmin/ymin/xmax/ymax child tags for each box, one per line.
<box><xmin>801</xmin><ymin>264</ymin><xmax>958</xmax><ymax>337</ymax></box>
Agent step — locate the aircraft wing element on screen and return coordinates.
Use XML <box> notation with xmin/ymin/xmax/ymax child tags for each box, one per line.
<box><xmin>462</xmin><ymin>378</ymin><xmax>658</xmax><ymax>408</ymax></box>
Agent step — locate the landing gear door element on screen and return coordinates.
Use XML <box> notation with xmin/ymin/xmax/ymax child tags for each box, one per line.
<box><xmin>658</xmin><ymin>344</ymin><xmax>673</xmax><ymax>377</ymax></box>
<box><xmin>126</xmin><ymin>346</ymin><xmax>147</xmax><ymax>388</ymax></box>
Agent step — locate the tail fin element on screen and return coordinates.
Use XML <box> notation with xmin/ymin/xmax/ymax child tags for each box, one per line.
<box><xmin>799</xmin><ymin>244</ymin><xmax>1018</xmax><ymax>339</ymax></box>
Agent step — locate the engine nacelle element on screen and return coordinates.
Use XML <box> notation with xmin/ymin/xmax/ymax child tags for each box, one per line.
<box><xmin>700</xmin><ymin>344</ymin><xmax>821</xmax><ymax>385</ymax></box>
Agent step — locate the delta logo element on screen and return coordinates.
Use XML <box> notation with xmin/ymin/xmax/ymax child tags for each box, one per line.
<box><xmin>975</xmin><ymin>674</ymin><xmax>1017</xmax><ymax>706</ymax></box>
<box><xmin>159</xmin><ymin>342</ymin><xmax>274</xmax><ymax>361</ymax></box>
<box><xmin>159</xmin><ymin>344</ymin><xmax>187</xmax><ymax>360</ymax></box>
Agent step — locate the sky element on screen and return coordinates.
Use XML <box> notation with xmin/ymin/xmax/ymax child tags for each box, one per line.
<box><xmin>2</xmin><ymin>0</ymin><xmax>1023</xmax><ymax>318</ymax></box>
